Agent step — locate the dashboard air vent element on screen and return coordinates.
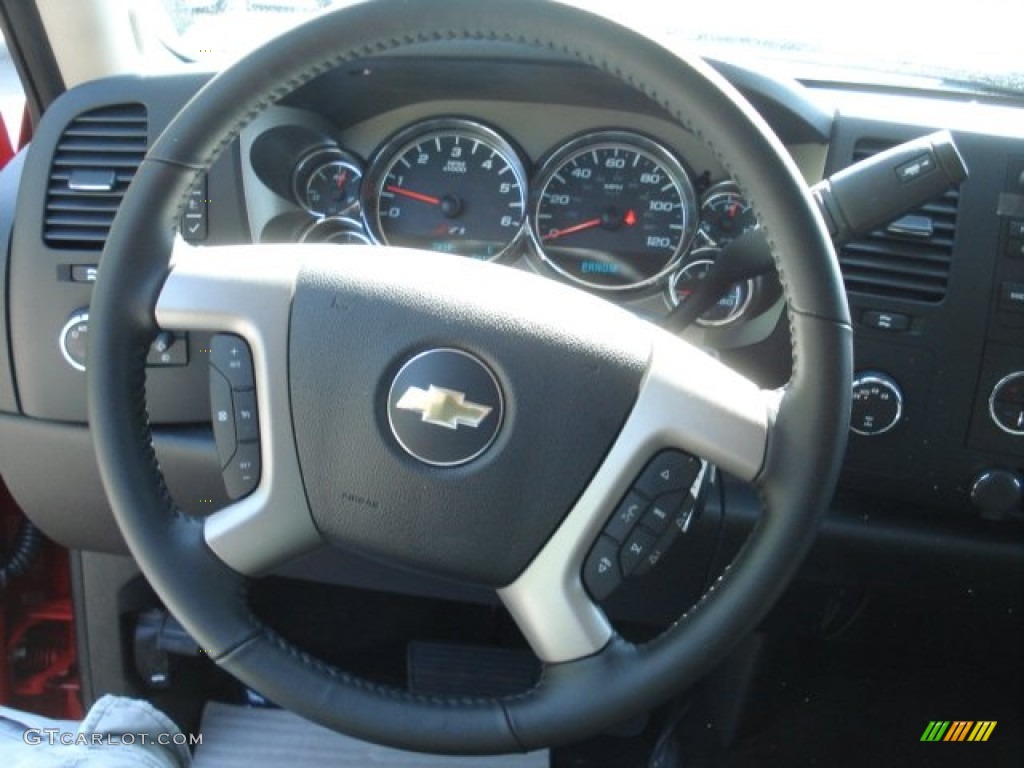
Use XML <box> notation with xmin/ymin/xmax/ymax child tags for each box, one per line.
<box><xmin>838</xmin><ymin>138</ymin><xmax>959</xmax><ymax>303</ymax></box>
<box><xmin>44</xmin><ymin>104</ymin><xmax>148</xmax><ymax>250</ymax></box>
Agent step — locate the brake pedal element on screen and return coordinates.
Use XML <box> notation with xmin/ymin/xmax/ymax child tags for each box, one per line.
<box><xmin>407</xmin><ymin>641</ymin><xmax>540</xmax><ymax>698</ymax></box>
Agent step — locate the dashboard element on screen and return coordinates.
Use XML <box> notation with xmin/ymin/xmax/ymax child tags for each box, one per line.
<box><xmin>237</xmin><ymin>62</ymin><xmax>798</xmax><ymax>354</ymax></box>
<box><xmin>244</xmin><ymin>107</ymin><xmax>771</xmax><ymax>332</ymax></box>
<box><xmin>0</xmin><ymin>48</ymin><xmax>1021</xmax><ymax>610</ymax></box>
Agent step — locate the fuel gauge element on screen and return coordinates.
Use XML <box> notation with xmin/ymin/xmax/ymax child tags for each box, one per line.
<box><xmin>293</xmin><ymin>149</ymin><xmax>363</xmax><ymax>218</ymax></box>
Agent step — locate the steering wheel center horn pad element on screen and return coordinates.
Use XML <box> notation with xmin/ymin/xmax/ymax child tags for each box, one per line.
<box><xmin>88</xmin><ymin>0</ymin><xmax>852</xmax><ymax>755</ymax></box>
<box><xmin>288</xmin><ymin>247</ymin><xmax>646</xmax><ymax>587</ymax></box>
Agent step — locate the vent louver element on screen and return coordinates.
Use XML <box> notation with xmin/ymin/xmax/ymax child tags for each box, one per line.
<box><xmin>838</xmin><ymin>138</ymin><xmax>959</xmax><ymax>303</ymax></box>
<box><xmin>44</xmin><ymin>104</ymin><xmax>148</xmax><ymax>250</ymax></box>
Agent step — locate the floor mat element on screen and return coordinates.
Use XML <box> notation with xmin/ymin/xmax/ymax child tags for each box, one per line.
<box><xmin>193</xmin><ymin>701</ymin><xmax>549</xmax><ymax>767</ymax></box>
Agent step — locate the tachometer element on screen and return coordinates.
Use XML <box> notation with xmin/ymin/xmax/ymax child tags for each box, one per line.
<box><xmin>363</xmin><ymin>118</ymin><xmax>528</xmax><ymax>261</ymax></box>
<box><xmin>530</xmin><ymin>131</ymin><xmax>698</xmax><ymax>290</ymax></box>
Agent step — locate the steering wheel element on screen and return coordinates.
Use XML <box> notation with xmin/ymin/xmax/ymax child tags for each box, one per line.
<box><xmin>88</xmin><ymin>0</ymin><xmax>851</xmax><ymax>754</ymax></box>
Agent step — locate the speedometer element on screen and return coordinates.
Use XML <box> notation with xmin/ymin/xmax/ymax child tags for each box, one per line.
<box><xmin>530</xmin><ymin>131</ymin><xmax>698</xmax><ymax>290</ymax></box>
<box><xmin>363</xmin><ymin>118</ymin><xmax>528</xmax><ymax>261</ymax></box>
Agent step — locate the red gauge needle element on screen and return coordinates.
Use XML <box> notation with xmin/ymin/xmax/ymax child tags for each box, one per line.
<box><xmin>335</xmin><ymin>170</ymin><xmax>348</xmax><ymax>190</ymax></box>
<box><xmin>543</xmin><ymin>217</ymin><xmax>602</xmax><ymax>241</ymax></box>
<box><xmin>385</xmin><ymin>185</ymin><xmax>441</xmax><ymax>206</ymax></box>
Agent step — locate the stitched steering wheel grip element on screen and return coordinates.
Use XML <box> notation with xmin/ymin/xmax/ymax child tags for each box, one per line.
<box><xmin>88</xmin><ymin>0</ymin><xmax>851</xmax><ymax>754</ymax></box>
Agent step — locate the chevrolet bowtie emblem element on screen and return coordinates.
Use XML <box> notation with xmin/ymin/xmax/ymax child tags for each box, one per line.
<box><xmin>395</xmin><ymin>385</ymin><xmax>492</xmax><ymax>430</ymax></box>
<box><xmin>388</xmin><ymin>349</ymin><xmax>503</xmax><ymax>466</ymax></box>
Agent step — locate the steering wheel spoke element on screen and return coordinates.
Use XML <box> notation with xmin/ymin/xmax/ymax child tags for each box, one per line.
<box><xmin>639</xmin><ymin>329</ymin><xmax>774</xmax><ymax>483</ymax></box>
<box><xmin>157</xmin><ymin>242</ymin><xmax>323</xmax><ymax>573</ymax></box>
<box><xmin>501</xmin><ymin>331</ymin><xmax>772</xmax><ymax>664</ymax></box>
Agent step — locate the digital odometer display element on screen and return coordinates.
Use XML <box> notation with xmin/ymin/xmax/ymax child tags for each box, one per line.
<box><xmin>531</xmin><ymin>132</ymin><xmax>697</xmax><ymax>290</ymax></box>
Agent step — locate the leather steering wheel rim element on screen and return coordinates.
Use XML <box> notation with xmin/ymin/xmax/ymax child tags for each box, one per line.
<box><xmin>89</xmin><ymin>0</ymin><xmax>852</xmax><ymax>754</ymax></box>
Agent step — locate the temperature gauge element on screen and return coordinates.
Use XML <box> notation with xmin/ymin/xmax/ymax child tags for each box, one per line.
<box><xmin>293</xmin><ymin>149</ymin><xmax>363</xmax><ymax>218</ymax></box>
<box><xmin>698</xmin><ymin>181</ymin><xmax>757</xmax><ymax>247</ymax></box>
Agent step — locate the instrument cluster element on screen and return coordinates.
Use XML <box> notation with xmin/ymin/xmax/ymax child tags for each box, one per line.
<box><xmin>252</xmin><ymin>115</ymin><xmax>764</xmax><ymax>329</ymax></box>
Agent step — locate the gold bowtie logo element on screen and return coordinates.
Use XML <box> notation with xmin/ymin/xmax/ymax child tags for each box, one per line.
<box><xmin>395</xmin><ymin>385</ymin><xmax>492</xmax><ymax>430</ymax></box>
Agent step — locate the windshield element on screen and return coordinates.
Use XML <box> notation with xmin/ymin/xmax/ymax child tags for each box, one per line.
<box><xmin>161</xmin><ymin>0</ymin><xmax>1024</xmax><ymax>95</ymax></box>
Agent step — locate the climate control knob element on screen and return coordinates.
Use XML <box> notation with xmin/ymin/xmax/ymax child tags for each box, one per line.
<box><xmin>971</xmin><ymin>469</ymin><xmax>1022</xmax><ymax>521</ymax></box>
<box><xmin>989</xmin><ymin>371</ymin><xmax>1024</xmax><ymax>436</ymax></box>
<box><xmin>851</xmin><ymin>371</ymin><xmax>903</xmax><ymax>436</ymax></box>
<box><xmin>58</xmin><ymin>311</ymin><xmax>90</xmax><ymax>372</ymax></box>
